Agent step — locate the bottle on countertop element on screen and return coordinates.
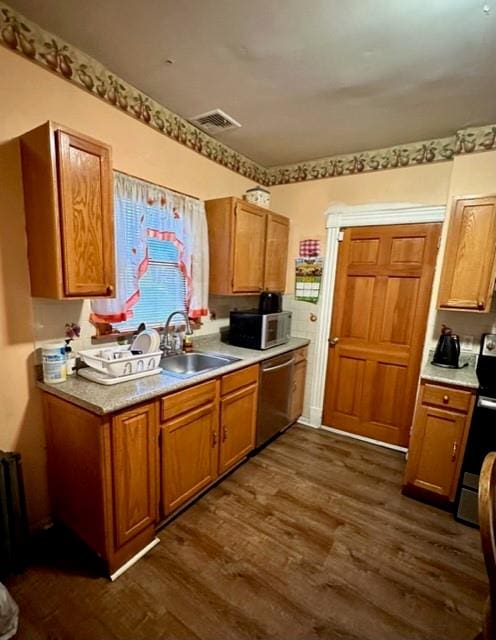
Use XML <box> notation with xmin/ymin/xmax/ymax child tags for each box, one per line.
<box><xmin>183</xmin><ymin>334</ymin><xmax>193</xmax><ymax>353</ymax></box>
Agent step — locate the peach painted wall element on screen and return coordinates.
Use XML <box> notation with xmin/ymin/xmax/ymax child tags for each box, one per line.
<box><xmin>0</xmin><ymin>46</ymin><xmax>256</xmax><ymax>527</ymax></box>
<box><xmin>270</xmin><ymin>152</ymin><xmax>496</xmax><ymax>422</ymax></box>
<box><xmin>270</xmin><ymin>162</ymin><xmax>453</xmax><ymax>291</ymax></box>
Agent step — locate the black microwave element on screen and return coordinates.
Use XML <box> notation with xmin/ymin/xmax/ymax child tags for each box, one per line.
<box><xmin>229</xmin><ymin>311</ymin><xmax>292</xmax><ymax>350</ymax></box>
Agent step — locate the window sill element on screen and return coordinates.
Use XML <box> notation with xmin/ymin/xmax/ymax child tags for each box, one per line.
<box><xmin>91</xmin><ymin>321</ymin><xmax>202</xmax><ymax>345</ymax></box>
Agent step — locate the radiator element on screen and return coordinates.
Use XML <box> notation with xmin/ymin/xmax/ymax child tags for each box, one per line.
<box><xmin>0</xmin><ymin>452</ymin><xmax>28</xmax><ymax>576</ymax></box>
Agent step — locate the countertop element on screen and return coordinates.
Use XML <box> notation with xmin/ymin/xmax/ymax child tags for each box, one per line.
<box><xmin>420</xmin><ymin>352</ymin><xmax>479</xmax><ymax>390</ymax></box>
<box><xmin>37</xmin><ymin>335</ymin><xmax>310</xmax><ymax>415</ymax></box>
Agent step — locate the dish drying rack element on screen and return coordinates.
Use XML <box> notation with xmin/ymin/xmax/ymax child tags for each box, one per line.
<box><xmin>78</xmin><ymin>346</ymin><xmax>162</xmax><ymax>383</ymax></box>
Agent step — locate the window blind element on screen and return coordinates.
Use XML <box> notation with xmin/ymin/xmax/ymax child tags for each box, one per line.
<box><xmin>113</xmin><ymin>202</ymin><xmax>187</xmax><ymax>331</ymax></box>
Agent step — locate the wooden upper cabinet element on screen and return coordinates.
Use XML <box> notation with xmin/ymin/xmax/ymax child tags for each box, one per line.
<box><xmin>264</xmin><ymin>213</ymin><xmax>289</xmax><ymax>292</ymax></box>
<box><xmin>205</xmin><ymin>197</ymin><xmax>290</xmax><ymax>295</ymax></box>
<box><xmin>20</xmin><ymin>121</ymin><xmax>115</xmax><ymax>299</ymax></box>
<box><xmin>232</xmin><ymin>202</ymin><xmax>266</xmax><ymax>293</ymax></box>
<box><xmin>438</xmin><ymin>196</ymin><xmax>496</xmax><ymax>312</ymax></box>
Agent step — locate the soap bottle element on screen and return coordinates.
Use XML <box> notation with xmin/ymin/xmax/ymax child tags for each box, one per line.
<box><xmin>183</xmin><ymin>334</ymin><xmax>193</xmax><ymax>353</ymax></box>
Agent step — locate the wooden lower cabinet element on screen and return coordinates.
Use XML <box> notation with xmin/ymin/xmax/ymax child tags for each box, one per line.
<box><xmin>161</xmin><ymin>365</ymin><xmax>259</xmax><ymax>517</ymax></box>
<box><xmin>161</xmin><ymin>401</ymin><xmax>219</xmax><ymax>515</ymax></box>
<box><xmin>111</xmin><ymin>403</ymin><xmax>157</xmax><ymax>548</ymax></box>
<box><xmin>290</xmin><ymin>347</ymin><xmax>308</xmax><ymax>423</ymax></box>
<box><xmin>219</xmin><ymin>383</ymin><xmax>258</xmax><ymax>474</ymax></box>
<box><xmin>403</xmin><ymin>381</ymin><xmax>475</xmax><ymax>503</ymax></box>
<box><xmin>43</xmin><ymin>394</ymin><xmax>158</xmax><ymax>576</ymax></box>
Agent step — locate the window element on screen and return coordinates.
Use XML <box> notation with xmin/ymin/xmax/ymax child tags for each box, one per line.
<box><xmin>90</xmin><ymin>172</ymin><xmax>209</xmax><ymax>331</ymax></box>
<box><xmin>111</xmin><ymin>202</ymin><xmax>187</xmax><ymax>331</ymax></box>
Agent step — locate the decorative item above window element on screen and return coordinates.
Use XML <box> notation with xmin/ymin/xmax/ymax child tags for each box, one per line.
<box><xmin>90</xmin><ymin>172</ymin><xmax>208</xmax><ymax>331</ymax></box>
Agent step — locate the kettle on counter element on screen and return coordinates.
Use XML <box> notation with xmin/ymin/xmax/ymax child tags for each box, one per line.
<box><xmin>432</xmin><ymin>324</ymin><xmax>461</xmax><ymax>369</ymax></box>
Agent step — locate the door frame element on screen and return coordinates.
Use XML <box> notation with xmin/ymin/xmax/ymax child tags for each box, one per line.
<box><xmin>308</xmin><ymin>203</ymin><xmax>446</xmax><ymax>448</ymax></box>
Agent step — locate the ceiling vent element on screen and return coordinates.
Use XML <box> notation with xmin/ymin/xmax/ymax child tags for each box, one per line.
<box><xmin>189</xmin><ymin>109</ymin><xmax>241</xmax><ymax>135</ymax></box>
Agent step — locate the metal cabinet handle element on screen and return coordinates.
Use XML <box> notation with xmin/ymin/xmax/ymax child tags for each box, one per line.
<box><xmin>442</xmin><ymin>395</ymin><xmax>449</xmax><ymax>404</ymax></box>
<box><xmin>106</xmin><ymin>284</ymin><xmax>114</xmax><ymax>295</ymax></box>
<box><xmin>212</xmin><ymin>430</ymin><xmax>217</xmax><ymax>447</ymax></box>
<box><xmin>329</xmin><ymin>337</ymin><xmax>340</xmax><ymax>346</ymax></box>
<box><xmin>477</xmin><ymin>300</ymin><xmax>485</xmax><ymax>310</ymax></box>
<box><xmin>222</xmin><ymin>426</ymin><xmax>228</xmax><ymax>442</ymax></box>
<box><xmin>451</xmin><ymin>441</ymin><xmax>458</xmax><ymax>461</ymax></box>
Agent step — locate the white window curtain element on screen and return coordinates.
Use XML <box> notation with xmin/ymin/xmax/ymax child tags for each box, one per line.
<box><xmin>91</xmin><ymin>172</ymin><xmax>208</xmax><ymax>325</ymax></box>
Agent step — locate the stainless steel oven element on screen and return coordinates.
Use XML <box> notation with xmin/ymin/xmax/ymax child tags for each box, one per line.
<box><xmin>455</xmin><ymin>334</ymin><xmax>496</xmax><ymax>526</ymax></box>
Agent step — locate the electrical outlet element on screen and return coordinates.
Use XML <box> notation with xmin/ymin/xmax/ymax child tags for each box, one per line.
<box><xmin>461</xmin><ymin>335</ymin><xmax>474</xmax><ymax>351</ymax></box>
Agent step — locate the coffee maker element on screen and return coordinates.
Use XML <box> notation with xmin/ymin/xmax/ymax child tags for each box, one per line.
<box><xmin>432</xmin><ymin>325</ymin><xmax>461</xmax><ymax>368</ymax></box>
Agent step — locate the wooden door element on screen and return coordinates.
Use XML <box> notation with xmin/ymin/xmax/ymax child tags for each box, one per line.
<box><xmin>264</xmin><ymin>213</ymin><xmax>289</xmax><ymax>291</ymax></box>
<box><xmin>290</xmin><ymin>359</ymin><xmax>307</xmax><ymax>423</ymax></box>
<box><xmin>111</xmin><ymin>402</ymin><xmax>157</xmax><ymax>549</ymax></box>
<box><xmin>438</xmin><ymin>196</ymin><xmax>496</xmax><ymax>311</ymax></box>
<box><xmin>162</xmin><ymin>403</ymin><xmax>218</xmax><ymax>515</ymax></box>
<box><xmin>404</xmin><ymin>405</ymin><xmax>466</xmax><ymax>500</ymax></box>
<box><xmin>219</xmin><ymin>384</ymin><xmax>258</xmax><ymax>474</ymax></box>
<box><xmin>232</xmin><ymin>202</ymin><xmax>266</xmax><ymax>293</ymax></box>
<box><xmin>323</xmin><ymin>223</ymin><xmax>441</xmax><ymax>446</ymax></box>
<box><xmin>56</xmin><ymin>129</ymin><xmax>115</xmax><ymax>297</ymax></box>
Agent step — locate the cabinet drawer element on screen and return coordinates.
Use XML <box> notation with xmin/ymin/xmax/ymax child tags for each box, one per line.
<box><xmin>421</xmin><ymin>383</ymin><xmax>473</xmax><ymax>413</ymax></box>
<box><xmin>221</xmin><ymin>365</ymin><xmax>259</xmax><ymax>397</ymax></box>
<box><xmin>294</xmin><ymin>347</ymin><xmax>308</xmax><ymax>364</ymax></box>
<box><xmin>161</xmin><ymin>380</ymin><xmax>217</xmax><ymax>422</ymax></box>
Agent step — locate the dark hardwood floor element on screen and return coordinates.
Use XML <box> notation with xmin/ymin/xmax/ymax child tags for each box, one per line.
<box><xmin>6</xmin><ymin>425</ymin><xmax>487</xmax><ymax>639</ymax></box>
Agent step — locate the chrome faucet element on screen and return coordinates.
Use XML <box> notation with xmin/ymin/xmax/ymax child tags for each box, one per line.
<box><xmin>161</xmin><ymin>310</ymin><xmax>193</xmax><ymax>355</ymax></box>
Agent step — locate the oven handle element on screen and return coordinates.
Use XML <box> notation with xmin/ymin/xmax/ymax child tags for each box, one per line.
<box><xmin>478</xmin><ymin>397</ymin><xmax>496</xmax><ymax>411</ymax></box>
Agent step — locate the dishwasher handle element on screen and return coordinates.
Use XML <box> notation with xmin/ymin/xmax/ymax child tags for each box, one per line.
<box><xmin>262</xmin><ymin>357</ymin><xmax>295</xmax><ymax>373</ymax></box>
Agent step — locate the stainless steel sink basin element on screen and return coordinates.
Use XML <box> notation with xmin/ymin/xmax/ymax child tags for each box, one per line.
<box><xmin>160</xmin><ymin>352</ymin><xmax>241</xmax><ymax>378</ymax></box>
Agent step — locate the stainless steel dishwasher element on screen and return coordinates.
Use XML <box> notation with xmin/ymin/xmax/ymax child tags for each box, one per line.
<box><xmin>256</xmin><ymin>352</ymin><xmax>295</xmax><ymax>447</ymax></box>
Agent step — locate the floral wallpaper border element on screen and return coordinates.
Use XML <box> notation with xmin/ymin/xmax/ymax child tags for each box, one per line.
<box><xmin>1</xmin><ymin>1</ymin><xmax>496</xmax><ymax>187</ymax></box>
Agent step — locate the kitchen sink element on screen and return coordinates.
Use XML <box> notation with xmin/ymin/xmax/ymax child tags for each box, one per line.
<box><xmin>160</xmin><ymin>351</ymin><xmax>241</xmax><ymax>378</ymax></box>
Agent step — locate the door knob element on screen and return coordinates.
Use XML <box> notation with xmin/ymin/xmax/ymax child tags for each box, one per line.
<box><xmin>329</xmin><ymin>337</ymin><xmax>340</xmax><ymax>346</ymax></box>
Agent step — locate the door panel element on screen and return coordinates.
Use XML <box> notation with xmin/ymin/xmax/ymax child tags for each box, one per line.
<box><xmin>438</xmin><ymin>196</ymin><xmax>496</xmax><ymax>311</ymax></box>
<box><xmin>111</xmin><ymin>403</ymin><xmax>157</xmax><ymax>549</ymax></box>
<box><xmin>219</xmin><ymin>384</ymin><xmax>257</xmax><ymax>474</ymax></box>
<box><xmin>323</xmin><ymin>223</ymin><xmax>441</xmax><ymax>446</ymax></box>
<box><xmin>264</xmin><ymin>213</ymin><xmax>289</xmax><ymax>291</ymax></box>
<box><xmin>406</xmin><ymin>406</ymin><xmax>465</xmax><ymax>499</ymax></box>
<box><xmin>56</xmin><ymin>129</ymin><xmax>114</xmax><ymax>297</ymax></box>
<box><xmin>232</xmin><ymin>203</ymin><xmax>266</xmax><ymax>293</ymax></box>
<box><xmin>379</xmin><ymin>277</ymin><xmax>419</xmax><ymax>345</ymax></box>
<box><xmin>162</xmin><ymin>403</ymin><xmax>218</xmax><ymax>515</ymax></box>
<box><xmin>341</xmin><ymin>277</ymin><xmax>375</xmax><ymax>340</ymax></box>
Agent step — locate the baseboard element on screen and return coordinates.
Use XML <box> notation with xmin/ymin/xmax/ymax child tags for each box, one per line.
<box><xmin>320</xmin><ymin>425</ymin><xmax>408</xmax><ymax>453</ymax></box>
<box><xmin>110</xmin><ymin>537</ymin><xmax>160</xmax><ymax>581</ymax></box>
<box><xmin>297</xmin><ymin>417</ymin><xmax>320</xmax><ymax>429</ymax></box>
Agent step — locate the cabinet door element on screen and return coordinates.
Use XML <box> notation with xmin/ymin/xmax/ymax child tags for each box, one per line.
<box><xmin>219</xmin><ymin>383</ymin><xmax>258</xmax><ymax>474</ymax></box>
<box><xmin>111</xmin><ymin>402</ymin><xmax>157</xmax><ymax>549</ymax></box>
<box><xmin>405</xmin><ymin>404</ymin><xmax>466</xmax><ymax>500</ymax></box>
<box><xmin>264</xmin><ymin>213</ymin><xmax>289</xmax><ymax>291</ymax></box>
<box><xmin>57</xmin><ymin>129</ymin><xmax>115</xmax><ymax>297</ymax></box>
<box><xmin>162</xmin><ymin>403</ymin><xmax>218</xmax><ymax>515</ymax></box>
<box><xmin>232</xmin><ymin>203</ymin><xmax>266</xmax><ymax>293</ymax></box>
<box><xmin>438</xmin><ymin>196</ymin><xmax>496</xmax><ymax>311</ymax></box>
<box><xmin>290</xmin><ymin>359</ymin><xmax>307</xmax><ymax>423</ymax></box>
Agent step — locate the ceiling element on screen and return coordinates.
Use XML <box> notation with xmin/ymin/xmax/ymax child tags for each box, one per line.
<box><xmin>9</xmin><ymin>0</ymin><xmax>496</xmax><ymax>166</ymax></box>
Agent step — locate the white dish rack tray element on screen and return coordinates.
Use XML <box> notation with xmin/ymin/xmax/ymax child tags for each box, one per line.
<box><xmin>79</xmin><ymin>347</ymin><xmax>163</xmax><ymax>379</ymax></box>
